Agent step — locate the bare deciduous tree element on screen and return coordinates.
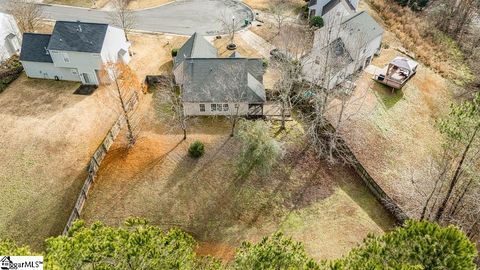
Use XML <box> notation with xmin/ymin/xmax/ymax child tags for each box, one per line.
<box><xmin>218</xmin><ymin>10</ymin><xmax>243</xmax><ymax>45</ymax></box>
<box><xmin>109</xmin><ymin>0</ymin><xmax>135</xmax><ymax>41</ymax></box>
<box><xmin>4</xmin><ymin>0</ymin><xmax>43</xmax><ymax>33</ymax></box>
<box><xmin>99</xmin><ymin>62</ymin><xmax>145</xmax><ymax>148</ymax></box>
<box><xmin>156</xmin><ymin>74</ymin><xmax>189</xmax><ymax>140</ymax></box>
<box><xmin>299</xmin><ymin>18</ymin><xmax>370</xmax><ymax>163</ymax></box>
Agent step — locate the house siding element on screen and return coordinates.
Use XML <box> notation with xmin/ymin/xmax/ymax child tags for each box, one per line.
<box><xmin>183</xmin><ymin>102</ymin><xmax>251</xmax><ymax>116</ymax></box>
<box><xmin>21</xmin><ymin>24</ymin><xmax>130</xmax><ymax>85</ymax></box>
<box><xmin>101</xmin><ymin>26</ymin><xmax>131</xmax><ymax>64</ymax></box>
<box><xmin>21</xmin><ymin>61</ymin><xmax>81</xmax><ymax>82</ymax></box>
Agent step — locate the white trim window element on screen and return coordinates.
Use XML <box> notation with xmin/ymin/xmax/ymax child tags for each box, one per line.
<box><xmin>71</xmin><ymin>69</ymin><xmax>78</xmax><ymax>76</ymax></box>
<box><xmin>223</xmin><ymin>104</ymin><xmax>229</xmax><ymax>111</ymax></box>
<box><xmin>211</xmin><ymin>104</ymin><xmax>216</xmax><ymax>111</ymax></box>
<box><xmin>199</xmin><ymin>104</ymin><xmax>205</xmax><ymax>112</ymax></box>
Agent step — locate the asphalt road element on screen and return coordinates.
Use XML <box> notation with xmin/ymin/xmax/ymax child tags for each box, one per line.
<box><xmin>0</xmin><ymin>0</ymin><xmax>254</xmax><ymax>35</ymax></box>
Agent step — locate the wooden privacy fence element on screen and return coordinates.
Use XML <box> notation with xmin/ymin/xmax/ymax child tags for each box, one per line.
<box><xmin>332</xmin><ymin>125</ymin><xmax>410</xmax><ymax>223</ymax></box>
<box><xmin>63</xmin><ymin>92</ymin><xmax>139</xmax><ymax>235</ymax></box>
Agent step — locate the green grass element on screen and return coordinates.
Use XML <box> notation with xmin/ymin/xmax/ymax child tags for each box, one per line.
<box><xmin>371</xmin><ymin>83</ymin><xmax>404</xmax><ymax>109</ymax></box>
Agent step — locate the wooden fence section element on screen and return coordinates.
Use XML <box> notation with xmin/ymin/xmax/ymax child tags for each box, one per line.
<box><xmin>63</xmin><ymin>92</ymin><xmax>139</xmax><ymax>235</ymax></box>
<box><xmin>334</xmin><ymin>130</ymin><xmax>410</xmax><ymax>223</ymax></box>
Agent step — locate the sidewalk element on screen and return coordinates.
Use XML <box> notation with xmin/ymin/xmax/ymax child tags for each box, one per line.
<box><xmin>238</xmin><ymin>30</ymin><xmax>274</xmax><ymax>58</ymax></box>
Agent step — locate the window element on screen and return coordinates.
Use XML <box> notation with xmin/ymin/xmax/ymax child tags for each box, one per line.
<box><xmin>217</xmin><ymin>104</ymin><xmax>222</xmax><ymax>111</ymax></box>
<box><xmin>63</xmin><ymin>53</ymin><xmax>70</xmax><ymax>63</ymax></box>
<box><xmin>223</xmin><ymin>104</ymin><xmax>229</xmax><ymax>111</ymax></box>
<box><xmin>200</xmin><ymin>104</ymin><xmax>205</xmax><ymax>112</ymax></box>
<box><xmin>211</xmin><ymin>104</ymin><xmax>216</xmax><ymax>111</ymax></box>
<box><xmin>71</xmin><ymin>69</ymin><xmax>78</xmax><ymax>75</ymax></box>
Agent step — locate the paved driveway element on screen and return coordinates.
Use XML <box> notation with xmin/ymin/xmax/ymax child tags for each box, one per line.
<box><xmin>0</xmin><ymin>0</ymin><xmax>254</xmax><ymax>35</ymax></box>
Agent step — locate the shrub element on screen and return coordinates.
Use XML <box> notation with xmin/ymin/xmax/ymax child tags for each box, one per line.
<box><xmin>188</xmin><ymin>140</ymin><xmax>205</xmax><ymax>158</ymax></box>
<box><xmin>171</xmin><ymin>48</ymin><xmax>178</xmax><ymax>57</ymax></box>
<box><xmin>309</xmin><ymin>16</ymin><xmax>324</xmax><ymax>28</ymax></box>
<box><xmin>262</xmin><ymin>58</ymin><xmax>269</xmax><ymax>68</ymax></box>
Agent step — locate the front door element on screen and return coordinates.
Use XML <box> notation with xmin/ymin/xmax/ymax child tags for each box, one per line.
<box><xmin>82</xmin><ymin>73</ymin><xmax>92</xmax><ymax>84</ymax></box>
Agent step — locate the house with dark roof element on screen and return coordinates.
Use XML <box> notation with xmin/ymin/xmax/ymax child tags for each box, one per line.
<box><xmin>308</xmin><ymin>0</ymin><xmax>358</xmax><ymax>25</ymax></box>
<box><xmin>173</xmin><ymin>33</ymin><xmax>266</xmax><ymax>116</ymax></box>
<box><xmin>302</xmin><ymin>11</ymin><xmax>384</xmax><ymax>90</ymax></box>
<box><xmin>20</xmin><ymin>21</ymin><xmax>130</xmax><ymax>85</ymax></box>
<box><xmin>0</xmin><ymin>12</ymin><xmax>21</xmax><ymax>62</ymax></box>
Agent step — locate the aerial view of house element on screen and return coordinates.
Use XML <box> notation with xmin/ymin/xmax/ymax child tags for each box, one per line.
<box><xmin>20</xmin><ymin>21</ymin><xmax>130</xmax><ymax>85</ymax></box>
<box><xmin>0</xmin><ymin>0</ymin><xmax>479</xmax><ymax>268</ymax></box>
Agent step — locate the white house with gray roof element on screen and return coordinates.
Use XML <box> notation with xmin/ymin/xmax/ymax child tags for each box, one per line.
<box><xmin>20</xmin><ymin>21</ymin><xmax>130</xmax><ymax>85</ymax></box>
<box><xmin>308</xmin><ymin>0</ymin><xmax>358</xmax><ymax>25</ymax></box>
<box><xmin>303</xmin><ymin>11</ymin><xmax>384</xmax><ymax>90</ymax></box>
<box><xmin>174</xmin><ymin>33</ymin><xmax>266</xmax><ymax>116</ymax></box>
<box><xmin>0</xmin><ymin>12</ymin><xmax>21</xmax><ymax>62</ymax></box>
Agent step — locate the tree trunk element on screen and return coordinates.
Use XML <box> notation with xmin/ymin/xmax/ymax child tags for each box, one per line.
<box><xmin>435</xmin><ymin>124</ymin><xmax>480</xmax><ymax>221</ymax></box>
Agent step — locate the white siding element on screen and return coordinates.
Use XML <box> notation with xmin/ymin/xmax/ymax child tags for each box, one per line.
<box><xmin>100</xmin><ymin>26</ymin><xmax>131</xmax><ymax>64</ymax></box>
<box><xmin>183</xmin><ymin>102</ymin><xmax>250</xmax><ymax>116</ymax></box>
<box><xmin>0</xmin><ymin>12</ymin><xmax>21</xmax><ymax>62</ymax></box>
<box><xmin>49</xmin><ymin>50</ymin><xmax>102</xmax><ymax>84</ymax></box>
<box><xmin>21</xmin><ymin>61</ymin><xmax>81</xmax><ymax>82</ymax></box>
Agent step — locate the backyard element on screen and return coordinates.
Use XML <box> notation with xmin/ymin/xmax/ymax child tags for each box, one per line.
<box><xmin>326</xmin><ymin>1</ymin><xmax>457</xmax><ymax>217</ymax></box>
<box><xmin>0</xmin><ymin>31</ymin><xmax>184</xmax><ymax>250</ymax></box>
<box><xmin>82</xmin><ymin>87</ymin><xmax>396</xmax><ymax>261</ymax></box>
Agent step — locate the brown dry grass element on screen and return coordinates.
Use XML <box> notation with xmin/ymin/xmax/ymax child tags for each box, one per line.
<box><xmin>0</xmin><ymin>32</ymin><xmax>184</xmax><ymax>250</ymax></box>
<box><xmin>363</xmin><ymin>0</ymin><xmax>473</xmax><ymax>85</ymax></box>
<box><xmin>81</xmin><ymin>89</ymin><xmax>395</xmax><ymax>261</ymax></box>
<box><xmin>212</xmin><ymin>35</ymin><xmax>262</xmax><ymax>58</ymax></box>
<box><xmin>327</xmin><ymin>26</ymin><xmax>455</xmax><ymax>217</ymax></box>
<box><xmin>0</xmin><ymin>75</ymin><xmax>118</xmax><ymax>250</ymax></box>
<box><xmin>127</xmin><ymin>0</ymin><xmax>172</xmax><ymax>10</ymax></box>
<box><xmin>43</xmin><ymin>0</ymin><xmax>110</xmax><ymax>8</ymax></box>
<box><xmin>242</xmin><ymin>0</ymin><xmax>304</xmax><ymax>11</ymax></box>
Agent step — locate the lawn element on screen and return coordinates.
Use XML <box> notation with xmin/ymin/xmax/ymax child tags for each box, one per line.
<box><xmin>325</xmin><ymin>2</ymin><xmax>456</xmax><ymax>218</ymax></box>
<box><xmin>0</xmin><ymin>75</ymin><xmax>118</xmax><ymax>250</ymax></box>
<box><xmin>0</xmin><ymin>31</ymin><xmax>184</xmax><ymax>250</ymax></box>
<box><xmin>43</xmin><ymin>0</ymin><xmax>110</xmax><ymax>8</ymax></box>
<box><xmin>82</xmin><ymin>88</ymin><xmax>396</xmax><ymax>261</ymax></box>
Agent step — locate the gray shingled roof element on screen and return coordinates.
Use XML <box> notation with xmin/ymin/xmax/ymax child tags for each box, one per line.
<box><xmin>341</xmin><ymin>11</ymin><xmax>384</xmax><ymax>43</ymax></box>
<box><xmin>180</xmin><ymin>58</ymin><xmax>265</xmax><ymax>103</ymax></box>
<box><xmin>20</xmin><ymin>33</ymin><xmax>53</xmax><ymax>63</ymax></box>
<box><xmin>174</xmin><ymin>33</ymin><xmax>217</xmax><ymax>68</ymax></box>
<box><xmin>47</xmin><ymin>21</ymin><xmax>108</xmax><ymax>53</ymax></box>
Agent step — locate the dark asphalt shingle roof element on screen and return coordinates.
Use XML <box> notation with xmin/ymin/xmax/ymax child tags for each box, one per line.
<box><xmin>180</xmin><ymin>58</ymin><xmax>265</xmax><ymax>103</ymax></box>
<box><xmin>341</xmin><ymin>11</ymin><xmax>384</xmax><ymax>43</ymax></box>
<box><xmin>19</xmin><ymin>33</ymin><xmax>53</xmax><ymax>63</ymax></box>
<box><xmin>174</xmin><ymin>32</ymin><xmax>217</xmax><ymax>68</ymax></box>
<box><xmin>47</xmin><ymin>21</ymin><xmax>108</xmax><ymax>53</ymax></box>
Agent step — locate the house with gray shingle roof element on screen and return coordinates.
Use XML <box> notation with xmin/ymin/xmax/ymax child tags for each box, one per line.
<box><xmin>308</xmin><ymin>0</ymin><xmax>358</xmax><ymax>25</ymax></box>
<box><xmin>173</xmin><ymin>33</ymin><xmax>266</xmax><ymax>116</ymax></box>
<box><xmin>302</xmin><ymin>11</ymin><xmax>384</xmax><ymax>90</ymax></box>
<box><xmin>20</xmin><ymin>20</ymin><xmax>130</xmax><ymax>85</ymax></box>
